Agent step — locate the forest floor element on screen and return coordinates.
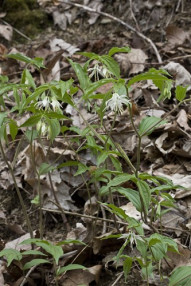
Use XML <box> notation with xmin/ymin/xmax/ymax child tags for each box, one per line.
<box><xmin>1</xmin><ymin>0</ymin><xmax>191</xmax><ymax>285</ymax></box>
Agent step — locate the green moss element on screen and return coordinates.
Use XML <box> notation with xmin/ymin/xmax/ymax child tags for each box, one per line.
<box><xmin>2</xmin><ymin>0</ymin><xmax>52</xmax><ymax>40</ymax></box>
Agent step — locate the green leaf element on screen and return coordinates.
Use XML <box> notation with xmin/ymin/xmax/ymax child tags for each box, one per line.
<box><xmin>113</xmin><ymin>81</ymin><xmax>127</xmax><ymax>95</ymax></box>
<box><xmin>48</xmin><ymin>118</ymin><xmax>60</xmax><ymax>141</ymax></box>
<box><xmin>83</xmin><ymin>78</ymin><xmax>114</xmax><ymax>100</ymax></box>
<box><xmin>156</xmin><ymin>80</ymin><xmax>173</xmax><ymax>102</ymax></box>
<box><xmin>21</xmin><ymin>238</ymin><xmax>63</xmax><ymax>265</ymax></box>
<box><xmin>7</xmin><ymin>53</ymin><xmax>34</xmax><ymax>64</ymax></box>
<box><xmin>74</xmin><ymin>163</ymin><xmax>89</xmax><ymax>176</ymax></box>
<box><xmin>68</xmin><ymin>59</ymin><xmax>90</xmax><ymax>90</ymax></box>
<box><xmin>57</xmin><ymin>239</ymin><xmax>86</xmax><ymax>246</ymax></box>
<box><xmin>138</xmin><ymin>116</ymin><xmax>166</xmax><ymax>136</ymax></box>
<box><xmin>20</xmin><ymin>114</ymin><xmax>42</xmax><ymax>127</ymax></box>
<box><xmin>6</xmin><ymin>53</ymin><xmax>45</xmax><ymax>69</ymax></box>
<box><xmin>9</xmin><ymin>119</ymin><xmax>18</xmax><ymax>140</ymax></box>
<box><xmin>0</xmin><ymin>249</ymin><xmax>22</xmax><ymax>266</ymax></box>
<box><xmin>123</xmin><ymin>257</ymin><xmax>133</xmax><ymax>281</ymax></box>
<box><xmin>97</xmin><ymin>151</ymin><xmax>109</xmax><ymax>166</ymax></box>
<box><xmin>0</xmin><ymin>112</ymin><xmax>7</xmax><ymax>126</ymax></box>
<box><xmin>101</xmin><ymin>55</ymin><xmax>120</xmax><ymax>78</ymax></box>
<box><xmin>175</xmin><ymin>85</ymin><xmax>188</xmax><ymax>102</ymax></box>
<box><xmin>136</xmin><ymin>180</ymin><xmax>151</xmax><ymax>215</ymax></box>
<box><xmin>31</xmin><ymin>195</ymin><xmax>39</xmax><ymax>205</ymax></box>
<box><xmin>106</xmin><ymin>203</ymin><xmax>128</xmax><ymax>220</ymax></box>
<box><xmin>21</xmin><ymin>69</ymin><xmax>36</xmax><ymax>89</ymax></box>
<box><xmin>117</xmin><ymin>187</ymin><xmax>142</xmax><ymax>212</ymax></box>
<box><xmin>22</xmin><ymin>250</ymin><xmax>46</xmax><ymax>256</ymax></box>
<box><xmin>108</xmin><ymin>46</ymin><xmax>131</xmax><ymax>57</ymax></box>
<box><xmin>58</xmin><ymin>161</ymin><xmax>79</xmax><ymax>169</ymax></box>
<box><xmin>136</xmin><ymin>239</ymin><xmax>148</xmax><ymax>259</ymax></box>
<box><xmin>23</xmin><ymin>259</ymin><xmax>50</xmax><ymax>270</ymax></box>
<box><xmin>100</xmin><ymin>174</ymin><xmax>134</xmax><ymax>195</ymax></box>
<box><xmin>26</xmin><ymin>84</ymin><xmax>49</xmax><ymax>105</ymax></box>
<box><xmin>110</xmin><ymin>155</ymin><xmax>122</xmax><ymax>172</ymax></box>
<box><xmin>57</xmin><ymin>264</ymin><xmax>86</xmax><ymax>275</ymax></box>
<box><xmin>169</xmin><ymin>266</ymin><xmax>191</xmax><ymax>286</ymax></box>
<box><xmin>127</xmin><ymin>70</ymin><xmax>169</xmax><ymax>88</ymax></box>
<box><xmin>25</xmin><ymin>129</ymin><xmax>38</xmax><ymax>142</ymax></box>
<box><xmin>38</xmin><ymin>163</ymin><xmax>55</xmax><ymax>175</ymax></box>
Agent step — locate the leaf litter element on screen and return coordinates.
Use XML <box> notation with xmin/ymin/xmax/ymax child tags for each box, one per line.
<box><xmin>1</xmin><ymin>0</ymin><xmax>191</xmax><ymax>285</ymax></box>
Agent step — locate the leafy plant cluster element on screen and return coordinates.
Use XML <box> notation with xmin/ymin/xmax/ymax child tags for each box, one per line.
<box><xmin>0</xmin><ymin>48</ymin><xmax>190</xmax><ymax>285</ymax></box>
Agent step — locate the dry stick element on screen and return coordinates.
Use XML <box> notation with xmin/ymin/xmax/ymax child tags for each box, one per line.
<box><xmin>42</xmin><ymin>207</ymin><xmax>130</xmax><ymax>227</ymax></box>
<box><xmin>60</xmin><ymin>0</ymin><xmax>162</xmax><ymax>63</ymax></box>
<box><xmin>129</xmin><ymin>0</ymin><xmax>140</xmax><ymax>32</ymax></box>
<box><xmin>111</xmin><ymin>272</ymin><xmax>124</xmax><ymax>286</ymax></box>
<box><xmin>20</xmin><ymin>266</ymin><xmax>37</xmax><ymax>286</ymax></box>
<box><xmin>1</xmin><ymin>19</ymin><xmax>31</xmax><ymax>41</ymax></box>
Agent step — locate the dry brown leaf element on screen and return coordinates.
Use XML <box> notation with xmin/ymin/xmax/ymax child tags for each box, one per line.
<box><xmin>154</xmin><ymin>171</ymin><xmax>191</xmax><ymax>199</ymax></box>
<box><xmin>166</xmin><ymin>25</ymin><xmax>188</xmax><ymax>49</ymax></box>
<box><xmin>177</xmin><ymin>109</ymin><xmax>191</xmax><ymax>131</ymax></box>
<box><xmin>163</xmin><ymin>242</ymin><xmax>191</xmax><ymax>269</ymax></box>
<box><xmin>160</xmin><ymin>210</ymin><xmax>185</xmax><ymax>236</ymax></box>
<box><xmin>163</xmin><ymin>62</ymin><xmax>191</xmax><ymax>89</ymax></box>
<box><xmin>61</xmin><ymin>265</ymin><xmax>102</xmax><ymax>286</ymax></box>
<box><xmin>5</xmin><ymin>233</ymin><xmax>33</xmax><ymax>251</ymax></box>
<box><xmin>115</xmin><ymin>48</ymin><xmax>148</xmax><ymax>75</ymax></box>
<box><xmin>0</xmin><ymin>24</ymin><xmax>13</xmax><ymax>41</ymax></box>
<box><xmin>88</xmin><ymin>0</ymin><xmax>103</xmax><ymax>25</ymax></box>
<box><xmin>7</xmin><ymin>224</ymin><xmax>26</xmax><ymax>235</ymax></box>
<box><xmin>66</xmin><ymin>223</ymin><xmax>87</xmax><ymax>242</ymax></box>
<box><xmin>52</xmin><ymin>10</ymin><xmax>72</xmax><ymax>31</ymax></box>
<box><xmin>155</xmin><ymin>132</ymin><xmax>176</xmax><ymax>154</ymax></box>
<box><xmin>0</xmin><ymin>264</ymin><xmax>5</xmax><ymax>285</ymax></box>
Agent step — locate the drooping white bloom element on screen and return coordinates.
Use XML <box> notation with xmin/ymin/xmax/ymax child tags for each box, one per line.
<box><xmin>36</xmin><ymin>96</ymin><xmax>50</xmax><ymax>110</ymax></box>
<box><xmin>37</xmin><ymin>120</ymin><xmax>48</xmax><ymax>136</ymax></box>
<box><xmin>105</xmin><ymin>93</ymin><xmax>131</xmax><ymax>114</ymax></box>
<box><xmin>88</xmin><ymin>62</ymin><xmax>113</xmax><ymax>80</ymax></box>
<box><xmin>51</xmin><ymin>96</ymin><xmax>62</xmax><ymax>112</ymax></box>
<box><xmin>101</xmin><ymin>65</ymin><xmax>113</xmax><ymax>78</ymax></box>
<box><xmin>88</xmin><ymin>63</ymin><xmax>103</xmax><ymax>81</ymax></box>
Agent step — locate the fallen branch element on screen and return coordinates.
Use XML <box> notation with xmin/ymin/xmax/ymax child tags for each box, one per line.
<box><xmin>60</xmin><ymin>0</ymin><xmax>162</xmax><ymax>63</ymax></box>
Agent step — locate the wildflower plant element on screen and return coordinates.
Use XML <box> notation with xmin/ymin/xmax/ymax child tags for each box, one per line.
<box><xmin>0</xmin><ymin>47</ymin><xmax>189</xmax><ymax>285</ymax></box>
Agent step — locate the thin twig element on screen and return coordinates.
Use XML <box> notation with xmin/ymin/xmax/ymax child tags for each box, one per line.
<box><xmin>1</xmin><ymin>19</ymin><xmax>31</xmax><ymax>41</ymax></box>
<box><xmin>111</xmin><ymin>272</ymin><xmax>124</xmax><ymax>286</ymax></box>
<box><xmin>20</xmin><ymin>265</ymin><xmax>37</xmax><ymax>286</ymax></box>
<box><xmin>60</xmin><ymin>0</ymin><xmax>162</xmax><ymax>63</ymax></box>
<box><xmin>42</xmin><ymin>207</ymin><xmax>130</xmax><ymax>226</ymax></box>
<box><xmin>129</xmin><ymin>0</ymin><xmax>140</xmax><ymax>31</ymax></box>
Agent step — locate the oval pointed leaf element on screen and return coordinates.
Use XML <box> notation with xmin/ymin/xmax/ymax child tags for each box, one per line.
<box><xmin>138</xmin><ymin>116</ymin><xmax>166</xmax><ymax>136</ymax></box>
<box><xmin>136</xmin><ymin>180</ymin><xmax>151</xmax><ymax>215</ymax></box>
<box><xmin>108</xmin><ymin>46</ymin><xmax>131</xmax><ymax>57</ymax></box>
<box><xmin>23</xmin><ymin>259</ymin><xmax>50</xmax><ymax>270</ymax></box>
<box><xmin>20</xmin><ymin>114</ymin><xmax>42</xmax><ymax>127</ymax></box>
<box><xmin>169</xmin><ymin>266</ymin><xmax>191</xmax><ymax>286</ymax></box>
<box><xmin>57</xmin><ymin>264</ymin><xmax>86</xmax><ymax>275</ymax></box>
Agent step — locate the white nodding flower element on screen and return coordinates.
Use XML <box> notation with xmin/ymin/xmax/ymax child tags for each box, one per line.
<box><xmin>51</xmin><ymin>96</ymin><xmax>62</xmax><ymax>112</ymax></box>
<box><xmin>88</xmin><ymin>63</ymin><xmax>113</xmax><ymax>80</ymax></box>
<box><xmin>88</xmin><ymin>63</ymin><xmax>102</xmax><ymax>81</ymax></box>
<box><xmin>105</xmin><ymin>93</ymin><xmax>131</xmax><ymax>114</ymax></box>
<box><xmin>37</xmin><ymin>120</ymin><xmax>48</xmax><ymax>136</ymax></box>
<box><xmin>101</xmin><ymin>65</ymin><xmax>113</xmax><ymax>78</ymax></box>
<box><xmin>36</xmin><ymin>96</ymin><xmax>50</xmax><ymax>110</ymax></box>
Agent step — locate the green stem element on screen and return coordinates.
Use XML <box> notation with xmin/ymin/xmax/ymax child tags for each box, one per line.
<box><xmin>104</xmin><ymin>112</ymin><xmax>117</xmax><ymax>149</ymax></box>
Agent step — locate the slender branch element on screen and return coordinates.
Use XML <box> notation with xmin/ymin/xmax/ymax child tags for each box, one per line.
<box><xmin>60</xmin><ymin>0</ymin><xmax>162</xmax><ymax>63</ymax></box>
<box><xmin>42</xmin><ymin>207</ymin><xmax>131</xmax><ymax>226</ymax></box>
